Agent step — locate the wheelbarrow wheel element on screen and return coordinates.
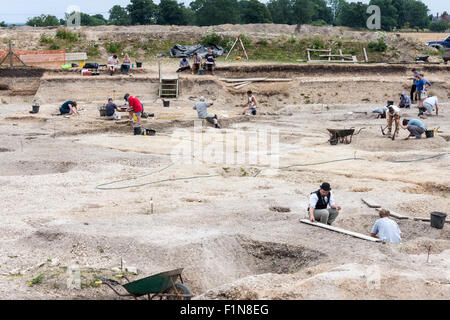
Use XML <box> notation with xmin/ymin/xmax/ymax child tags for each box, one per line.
<box><xmin>165</xmin><ymin>283</ymin><xmax>192</xmax><ymax>300</ymax></box>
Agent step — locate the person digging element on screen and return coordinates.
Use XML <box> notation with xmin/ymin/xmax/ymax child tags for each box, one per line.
<box><xmin>401</xmin><ymin>118</ymin><xmax>426</xmax><ymax>140</ymax></box>
<box><xmin>307</xmin><ymin>182</ymin><xmax>341</xmax><ymax>225</ymax></box>
<box><xmin>370</xmin><ymin>209</ymin><xmax>402</xmax><ymax>243</ymax></box>
<box><xmin>386</xmin><ymin>105</ymin><xmax>401</xmax><ymax>140</ymax></box>
<box><xmin>193</xmin><ymin>96</ymin><xmax>220</xmax><ymax>129</ymax></box>
<box><xmin>124</xmin><ymin>93</ymin><xmax>143</xmax><ymax>127</ymax></box>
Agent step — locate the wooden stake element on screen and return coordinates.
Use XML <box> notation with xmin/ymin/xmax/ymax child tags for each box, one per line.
<box><xmin>300</xmin><ymin>219</ymin><xmax>381</xmax><ymax>242</ymax></box>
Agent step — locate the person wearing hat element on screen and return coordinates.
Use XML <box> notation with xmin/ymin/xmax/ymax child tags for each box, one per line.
<box><xmin>386</xmin><ymin>104</ymin><xmax>401</xmax><ymax>138</ymax></box>
<box><xmin>193</xmin><ymin>96</ymin><xmax>220</xmax><ymax>129</ymax></box>
<box><xmin>307</xmin><ymin>183</ymin><xmax>341</xmax><ymax>225</ymax></box>
<box><xmin>124</xmin><ymin>93</ymin><xmax>143</xmax><ymax>126</ymax></box>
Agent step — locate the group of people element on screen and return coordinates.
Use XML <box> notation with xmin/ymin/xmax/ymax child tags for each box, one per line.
<box><xmin>176</xmin><ymin>49</ymin><xmax>217</xmax><ymax>74</ymax></box>
<box><xmin>107</xmin><ymin>54</ymin><xmax>132</xmax><ymax>76</ymax></box>
<box><xmin>306</xmin><ymin>182</ymin><xmax>401</xmax><ymax>243</ymax></box>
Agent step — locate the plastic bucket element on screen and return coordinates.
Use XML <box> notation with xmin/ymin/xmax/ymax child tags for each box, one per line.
<box><xmin>425</xmin><ymin>130</ymin><xmax>434</xmax><ymax>138</ymax></box>
<box><xmin>136</xmin><ymin>62</ymin><xmax>142</xmax><ymax>68</ymax></box>
<box><xmin>146</xmin><ymin>129</ymin><xmax>156</xmax><ymax>136</ymax></box>
<box><xmin>32</xmin><ymin>105</ymin><xmax>40</xmax><ymax>113</ymax></box>
<box><xmin>133</xmin><ymin>126</ymin><xmax>142</xmax><ymax>135</ymax></box>
<box><xmin>163</xmin><ymin>100</ymin><xmax>170</xmax><ymax>107</ymax></box>
<box><xmin>430</xmin><ymin>212</ymin><xmax>447</xmax><ymax>229</ymax></box>
<box><xmin>99</xmin><ymin>109</ymin><xmax>106</xmax><ymax>117</ymax></box>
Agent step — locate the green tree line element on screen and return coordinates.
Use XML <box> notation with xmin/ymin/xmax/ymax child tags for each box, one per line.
<box><xmin>24</xmin><ymin>0</ymin><xmax>448</xmax><ymax>31</ymax></box>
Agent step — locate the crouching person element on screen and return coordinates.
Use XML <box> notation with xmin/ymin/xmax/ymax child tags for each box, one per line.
<box><xmin>105</xmin><ymin>98</ymin><xmax>121</xmax><ymax>120</ymax></box>
<box><xmin>401</xmin><ymin>118</ymin><xmax>425</xmax><ymax>140</ymax></box>
<box><xmin>193</xmin><ymin>96</ymin><xmax>220</xmax><ymax>129</ymax></box>
<box><xmin>370</xmin><ymin>209</ymin><xmax>402</xmax><ymax>243</ymax></box>
<box><xmin>307</xmin><ymin>182</ymin><xmax>341</xmax><ymax>225</ymax></box>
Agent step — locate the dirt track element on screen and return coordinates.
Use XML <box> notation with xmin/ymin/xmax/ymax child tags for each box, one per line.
<box><xmin>0</xmin><ymin>61</ymin><xmax>449</xmax><ymax>300</ymax></box>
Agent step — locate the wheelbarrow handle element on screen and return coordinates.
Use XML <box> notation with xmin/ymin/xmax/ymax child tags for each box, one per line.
<box><xmin>355</xmin><ymin>127</ymin><xmax>366</xmax><ymax>135</ymax></box>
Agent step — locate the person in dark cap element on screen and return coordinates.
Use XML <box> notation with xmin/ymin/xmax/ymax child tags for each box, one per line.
<box><xmin>307</xmin><ymin>182</ymin><xmax>341</xmax><ymax>225</ymax></box>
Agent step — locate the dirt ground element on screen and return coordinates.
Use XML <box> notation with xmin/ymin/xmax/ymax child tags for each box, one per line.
<box><xmin>0</xmin><ymin>60</ymin><xmax>449</xmax><ymax>300</ymax></box>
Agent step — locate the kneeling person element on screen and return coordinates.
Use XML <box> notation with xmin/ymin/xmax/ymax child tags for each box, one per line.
<box><xmin>60</xmin><ymin>100</ymin><xmax>79</xmax><ymax>115</ymax></box>
<box><xmin>307</xmin><ymin>182</ymin><xmax>341</xmax><ymax>225</ymax></box>
<box><xmin>401</xmin><ymin>118</ymin><xmax>425</xmax><ymax>140</ymax></box>
<box><xmin>370</xmin><ymin>209</ymin><xmax>402</xmax><ymax>243</ymax></box>
<box><xmin>105</xmin><ymin>98</ymin><xmax>121</xmax><ymax>120</ymax></box>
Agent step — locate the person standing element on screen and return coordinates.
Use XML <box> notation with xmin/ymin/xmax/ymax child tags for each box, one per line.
<box><xmin>124</xmin><ymin>93</ymin><xmax>143</xmax><ymax>126</ymax></box>
<box><xmin>386</xmin><ymin>105</ymin><xmax>401</xmax><ymax>138</ymax></box>
<box><xmin>242</xmin><ymin>90</ymin><xmax>257</xmax><ymax>115</ymax></box>
<box><xmin>410</xmin><ymin>69</ymin><xmax>419</xmax><ymax>103</ymax></box>
<box><xmin>307</xmin><ymin>182</ymin><xmax>341</xmax><ymax>225</ymax></box>
<box><xmin>401</xmin><ymin>118</ymin><xmax>426</xmax><ymax>140</ymax></box>
<box><xmin>193</xmin><ymin>96</ymin><xmax>220</xmax><ymax>129</ymax></box>
<box><xmin>370</xmin><ymin>209</ymin><xmax>402</xmax><ymax>243</ymax></box>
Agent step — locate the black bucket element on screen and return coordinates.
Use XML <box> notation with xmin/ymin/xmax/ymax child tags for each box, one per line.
<box><xmin>136</xmin><ymin>62</ymin><xmax>142</xmax><ymax>68</ymax></box>
<box><xmin>425</xmin><ymin>130</ymin><xmax>434</xmax><ymax>138</ymax></box>
<box><xmin>163</xmin><ymin>100</ymin><xmax>170</xmax><ymax>107</ymax></box>
<box><xmin>146</xmin><ymin>129</ymin><xmax>156</xmax><ymax>136</ymax></box>
<box><xmin>32</xmin><ymin>105</ymin><xmax>40</xmax><ymax>113</ymax></box>
<box><xmin>430</xmin><ymin>212</ymin><xmax>447</xmax><ymax>229</ymax></box>
<box><xmin>133</xmin><ymin>125</ymin><xmax>142</xmax><ymax>135</ymax></box>
<box><xmin>99</xmin><ymin>109</ymin><xmax>106</xmax><ymax>117</ymax></box>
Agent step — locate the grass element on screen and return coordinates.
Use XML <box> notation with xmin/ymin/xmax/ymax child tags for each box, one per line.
<box><xmin>29</xmin><ymin>274</ymin><xmax>44</xmax><ymax>287</ymax></box>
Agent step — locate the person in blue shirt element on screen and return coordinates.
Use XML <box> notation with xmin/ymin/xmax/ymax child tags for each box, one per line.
<box><xmin>370</xmin><ymin>209</ymin><xmax>402</xmax><ymax>243</ymax></box>
<box><xmin>60</xmin><ymin>101</ymin><xmax>78</xmax><ymax>115</ymax></box>
<box><xmin>401</xmin><ymin>118</ymin><xmax>426</xmax><ymax>139</ymax></box>
<box><xmin>416</xmin><ymin>73</ymin><xmax>431</xmax><ymax>107</ymax></box>
<box><xmin>398</xmin><ymin>93</ymin><xmax>411</xmax><ymax>109</ymax></box>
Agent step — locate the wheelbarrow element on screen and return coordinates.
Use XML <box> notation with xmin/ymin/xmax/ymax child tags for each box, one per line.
<box><xmin>328</xmin><ymin>128</ymin><xmax>365</xmax><ymax>145</ymax></box>
<box><xmin>98</xmin><ymin>268</ymin><xmax>192</xmax><ymax>300</ymax></box>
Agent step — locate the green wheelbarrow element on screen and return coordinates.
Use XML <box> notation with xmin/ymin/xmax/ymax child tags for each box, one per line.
<box><xmin>98</xmin><ymin>268</ymin><xmax>192</xmax><ymax>300</ymax></box>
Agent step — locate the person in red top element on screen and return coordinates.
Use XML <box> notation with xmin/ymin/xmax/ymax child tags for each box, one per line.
<box><xmin>124</xmin><ymin>93</ymin><xmax>143</xmax><ymax>126</ymax></box>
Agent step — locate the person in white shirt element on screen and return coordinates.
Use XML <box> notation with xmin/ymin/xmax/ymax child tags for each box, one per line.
<box><xmin>370</xmin><ymin>209</ymin><xmax>402</xmax><ymax>243</ymax></box>
<box><xmin>108</xmin><ymin>55</ymin><xmax>119</xmax><ymax>75</ymax></box>
<box><xmin>422</xmin><ymin>96</ymin><xmax>439</xmax><ymax>117</ymax></box>
<box><xmin>242</xmin><ymin>90</ymin><xmax>257</xmax><ymax>115</ymax></box>
<box><xmin>307</xmin><ymin>182</ymin><xmax>342</xmax><ymax>225</ymax></box>
<box><xmin>386</xmin><ymin>105</ymin><xmax>401</xmax><ymax>138</ymax></box>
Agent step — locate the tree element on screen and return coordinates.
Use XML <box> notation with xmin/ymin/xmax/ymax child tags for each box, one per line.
<box><xmin>190</xmin><ymin>0</ymin><xmax>240</xmax><ymax>26</ymax></box>
<box><xmin>156</xmin><ymin>0</ymin><xmax>187</xmax><ymax>25</ymax></box>
<box><xmin>80</xmin><ymin>13</ymin><xmax>107</xmax><ymax>26</ymax></box>
<box><xmin>293</xmin><ymin>0</ymin><xmax>314</xmax><ymax>25</ymax></box>
<box><xmin>337</xmin><ymin>1</ymin><xmax>368</xmax><ymax>28</ymax></box>
<box><xmin>267</xmin><ymin>0</ymin><xmax>295</xmax><ymax>24</ymax></box>
<box><xmin>26</xmin><ymin>14</ymin><xmax>60</xmax><ymax>27</ymax></box>
<box><xmin>403</xmin><ymin>0</ymin><xmax>430</xmax><ymax>29</ymax></box>
<box><xmin>127</xmin><ymin>0</ymin><xmax>157</xmax><ymax>25</ymax></box>
<box><xmin>240</xmin><ymin>0</ymin><xmax>273</xmax><ymax>24</ymax></box>
<box><xmin>0</xmin><ymin>21</ymin><xmax>7</xmax><ymax>27</ymax></box>
<box><xmin>327</xmin><ymin>0</ymin><xmax>346</xmax><ymax>22</ymax></box>
<box><xmin>311</xmin><ymin>0</ymin><xmax>333</xmax><ymax>24</ymax></box>
<box><xmin>429</xmin><ymin>20</ymin><xmax>449</xmax><ymax>32</ymax></box>
<box><xmin>369</xmin><ymin>0</ymin><xmax>398</xmax><ymax>30</ymax></box>
<box><xmin>109</xmin><ymin>5</ymin><xmax>131</xmax><ymax>25</ymax></box>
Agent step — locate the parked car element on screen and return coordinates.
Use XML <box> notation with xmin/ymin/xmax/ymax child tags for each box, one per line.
<box><xmin>427</xmin><ymin>35</ymin><xmax>450</xmax><ymax>50</ymax></box>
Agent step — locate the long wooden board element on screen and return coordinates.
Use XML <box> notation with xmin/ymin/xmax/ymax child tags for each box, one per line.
<box><xmin>361</xmin><ymin>198</ymin><xmax>381</xmax><ymax>208</ymax></box>
<box><xmin>413</xmin><ymin>217</ymin><xmax>450</xmax><ymax>224</ymax></box>
<box><xmin>375</xmin><ymin>208</ymin><xmax>409</xmax><ymax>220</ymax></box>
<box><xmin>300</xmin><ymin>219</ymin><xmax>381</xmax><ymax>242</ymax></box>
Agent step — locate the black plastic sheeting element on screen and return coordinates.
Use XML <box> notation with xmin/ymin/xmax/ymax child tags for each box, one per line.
<box><xmin>169</xmin><ymin>44</ymin><xmax>225</xmax><ymax>58</ymax></box>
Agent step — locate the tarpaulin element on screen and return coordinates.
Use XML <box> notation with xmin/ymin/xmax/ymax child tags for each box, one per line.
<box><xmin>169</xmin><ymin>44</ymin><xmax>224</xmax><ymax>58</ymax></box>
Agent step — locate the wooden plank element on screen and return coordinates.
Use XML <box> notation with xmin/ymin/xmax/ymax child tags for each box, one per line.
<box><xmin>234</xmin><ymin>81</ymin><xmax>253</xmax><ymax>89</ymax></box>
<box><xmin>375</xmin><ymin>208</ymin><xmax>409</xmax><ymax>220</ymax></box>
<box><xmin>300</xmin><ymin>219</ymin><xmax>381</xmax><ymax>242</ymax></box>
<box><xmin>219</xmin><ymin>78</ymin><xmax>266</xmax><ymax>82</ymax></box>
<box><xmin>413</xmin><ymin>217</ymin><xmax>450</xmax><ymax>224</ymax></box>
<box><xmin>361</xmin><ymin>198</ymin><xmax>381</xmax><ymax>208</ymax></box>
<box><xmin>363</xmin><ymin>47</ymin><xmax>369</xmax><ymax>62</ymax></box>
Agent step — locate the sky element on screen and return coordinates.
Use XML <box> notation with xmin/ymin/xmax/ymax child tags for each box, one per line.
<box><xmin>0</xmin><ymin>0</ymin><xmax>447</xmax><ymax>24</ymax></box>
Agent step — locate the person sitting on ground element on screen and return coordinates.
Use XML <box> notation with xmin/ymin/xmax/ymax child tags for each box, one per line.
<box><xmin>105</xmin><ymin>98</ymin><xmax>121</xmax><ymax>120</ymax></box>
<box><xmin>193</xmin><ymin>96</ymin><xmax>220</xmax><ymax>129</ymax></box>
<box><xmin>176</xmin><ymin>57</ymin><xmax>191</xmax><ymax>73</ymax></box>
<box><xmin>401</xmin><ymin>118</ymin><xmax>426</xmax><ymax>140</ymax></box>
<box><xmin>204</xmin><ymin>49</ymin><xmax>216</xmax><ymax>73</ymax></box>
<box><xmin>386</xmin><ymin>105</ymin><xmax>401</xmax><ymax>138</ymax></box>
<box><xmin>242</xmin><ymin>90</ymin><xmax>257</xmax><ymax>115</ymax></box>
<box><xmin>108</xmin><ymin>55</ymin><xmax>119</xmax><ymax>75</ymax></box>
<box><xmin>410</xmin><ymin>69</ymin><xmax>420</xmax><ymax>103</ymax></box>
<box><xmin>370</xmin><ymin>209</ymin><xmax>402</xmax><ymax>243</ymax></box>
<box><xmin>124</xmin><ymin>93</ymin><xmax>143</xmax><ymax>126</ymax></box>
<box><xmin>307</xmin><ymin>182</ymin><xmax>342</xmax><ymax>225</ymax></box>
<box><xmin>60</xmin><ymin>100</ymin><xmax>79</xmax><ymax>116</ymax></box>
<box><xmin>120</xmin><ymin>54</ymin><xmax>131</xmax><ymax>75</ymax></box>
<box><xmin>398</xmin><ymin>93</ymin><xmax>411</xmax><ymax>109</ymax></box>
<box><xmin>192</xmin><ymin>53</ymin><xmax>202</xmax><ymax>74</ymax></box>
<box><xmin>422</xmin><ymin>95</ymin><xmax>439</xmax><ymax>117</ymax></box>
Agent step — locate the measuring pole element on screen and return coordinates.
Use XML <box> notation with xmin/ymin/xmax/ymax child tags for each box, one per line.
<box><xmin>9</xmin><ymin>40</ymin><xmax>13</xmax><ymax>67</ymax></box>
